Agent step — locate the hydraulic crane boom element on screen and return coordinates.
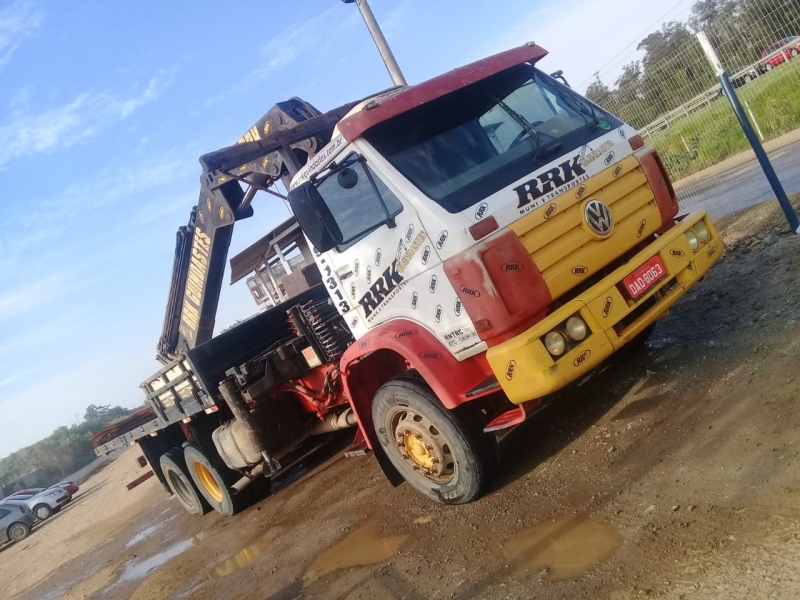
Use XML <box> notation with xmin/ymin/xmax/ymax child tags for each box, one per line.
<box><xmin>155</xmin><ymin>97</ymin><xmax>362</xmax><ymax>363</ymax></box>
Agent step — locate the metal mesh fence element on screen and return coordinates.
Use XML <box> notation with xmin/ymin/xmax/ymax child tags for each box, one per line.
<box><xmin>586</xmin><ymin>0</ymin><xmax>800</xmax><ymax>219</ymax></box>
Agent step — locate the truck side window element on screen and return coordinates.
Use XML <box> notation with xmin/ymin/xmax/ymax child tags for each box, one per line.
<box><xmin>316</xmin><ymin>155</ymin><xmax>403</xmax><ymax>251</ymax></box>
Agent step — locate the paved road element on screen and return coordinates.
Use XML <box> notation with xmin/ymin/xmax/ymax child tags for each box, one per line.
<box><xmin>675</xmin><ymin>137</ymin><xmax>800</xmax><ymax>219</ymax></box>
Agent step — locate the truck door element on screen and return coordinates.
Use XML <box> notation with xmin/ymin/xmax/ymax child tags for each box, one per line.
<box><xmin>312</xmin><ymin>149</ymin><xmax>485</xmax><ymax>359</ymax></box>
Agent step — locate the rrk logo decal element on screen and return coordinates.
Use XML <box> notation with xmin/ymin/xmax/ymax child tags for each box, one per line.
<box><xmin>459</xmin><ymin>285</ymin><xmax>480</xmax><ymax>297</ymax></box>
<box><xmin>434</xmin><ymin>305</ymin><xmax>443</xmax><ymax>322</ymax></box>
<box><xmin>429</xmin><ymin>275</ymin><xmax>438</xmax><ymax>293</ymax></box>
<box><xmin>572</xmin><ymin>265</ymin><xmax>589</xmax><ymax>276</ymax></box>
<box><xmin>411</xmin><ymin>292</ymin><xmax>419</xmax><ymax>309</ymax></box>
<box><xmin>501</xmin><ymin>263</ymin><xmax>523</xmax><ymax>272</ymax></box>
<box><xmin>357</xmin><ymin>261</ymin><xmax>404</xmax><ymax>318</ymax></box>
<box><xmin>405</xmin><ymin>224</ymin><xmax>414</xmax><ymax>243</ymax></box>
<box><xmin>637</xmin><ymin>219</ymin><xmax>647</xmax><ymax>238</ymax></box>
<box><xmin>602</xmin><ymin>296</ymin><xmax>613</xmax><ymax>318</ymax></box>
<box><xmin>375</xmin><ymin>248</ymin><xmax>382</xmax><ymax>265</ymax></box>
<box><xmin>612</xmin><ymin>164</ymin><xmax>623</xmax><ymax>177</ymax></box>
<box><xmin>505</xmin><ymin>360</ymin><xmax>516</xmax><ymax>381</ymax></box>
<box><xmin>365</xmin><ymin>266</ymin><xmax>372</xmax><ymax>284</ymax></box>
<box><xmin>353</xmin><ymin>259</ymin><xmax>360</xmax><ymax>277</ymax></box>
<box><xmin>350</xmin><ymin>282</ymin><xmax>356</xmax><ymax>299</ymax></box>
<box><xmin>573</xmin><ymin>350</ymin><xmax>592</xmax><ymax>367</ymax></box>
<box><xmin>669</xmin><ymin>248</ymin><xmax>685</xmax><ymax>258</ymax></box>
<box><xmin>475</xmin><ymin>202</ymin><xmax>489</xmax><ymax>220</ymax></box>
<box><xmin>584</xmin><ymin>200</ymin><xmax>613</xmax><ymax>236</ymax></box>
<box><xmin>436</xmin><ymin>231</ymin><xmax>448</xmax><ymax>249</ymax></box>
<box><xmin>395</xmin><ymin>330</ymin><xmax>415</xmax><ymax>339</ymax></box>
<box><xmin>515</xmin><ymin>155</ymin><xmax>587</xmax><ymax>209</ymax></box>
<box><xmin>576</xmin><ymin>183</ymin><xmax>587</xmax><ymax>199</ymax></box>
<box><xmin>707</xmin><ymin>244</ymin><xmax>717</xmax><ymax>258</ymax></box>
<box><xmin>619</xmin><ymin>128</ymin><xmax>627</xmax><ymax>139</ymax></box>
<box><xmin>604</xmin><ymin>151</ymin><xmax>615</xmax><ymax>165</ymax></box>
<box><xmin>454</xmin><ymin>297</ymin><xmax>462</xmax><ymax>316</ymax></box>
<box><xmin>544</xmin><ymin>203</ymin><xmax>557</xmax><ymax>219</ymax></box>
<box><xmin>350</xmin><ymin>316</ymin><xmax>359</xmax><ymax>328</ymax></box>
<box><xmin>421</xmin><ymin>246</ymin><xmax>431</xmax><ymax>265</ymax></box>
<box><xmin>419</xmin><ymin>351</ymin><xmax>442</xmax><ymax>360</ymax></box>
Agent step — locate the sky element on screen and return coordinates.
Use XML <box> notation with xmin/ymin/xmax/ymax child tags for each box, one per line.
<box><xmin>0</xmin><ymin>0</ymin><xmax>699</xmax><ymax>458</ymax></box>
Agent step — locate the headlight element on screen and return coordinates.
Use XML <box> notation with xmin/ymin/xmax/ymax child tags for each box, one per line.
<box><xmin>685</xmin><ymin>230</ymin><xmax>699</xmax><ymax>251</ymax></box>
<box><xmin>565</xmin><ymin>316</ymin><xmax>588</xmax><ymax>341</ymax></box>
<box><xmin>694</xmin><ymin>221</ymin><xmax>710</xmax><ymax>243</ymax></box>
<box><xmin>544</xmin><ymin>331</ymin><xmax>567</xmax><ymax>356</ymax></box>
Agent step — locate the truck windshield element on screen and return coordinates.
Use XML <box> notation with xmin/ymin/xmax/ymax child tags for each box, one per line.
<box><xmin>364</xmin><ymin>65</ymin><xmax>622</xmax><ymax>213</ymax></box>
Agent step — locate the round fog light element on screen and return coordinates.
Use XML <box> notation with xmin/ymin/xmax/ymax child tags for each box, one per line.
<box><xmin>565</xmin><ymin>316</ymin><xmax>588</xmax><ymax>341</ymax></box>
<box><xmin>544</xmin><ymin>331</ymin><xmax>567</xmax><ymax>357</ymax></box>
<box><xmin>694</xmin><ymin>222</ymin><xmax>710</xmax><ymax>243</ymax></box>
<box><xmin>685</xmin><ymin>230</ymin><xmax>699</xmax><ymax>251</ymax></box>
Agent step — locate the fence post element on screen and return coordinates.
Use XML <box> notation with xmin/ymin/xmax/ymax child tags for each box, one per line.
<box><xmin>696</xmin><ymin>31</ymin><xmax>800</xmax><ymax>233</ymax></box>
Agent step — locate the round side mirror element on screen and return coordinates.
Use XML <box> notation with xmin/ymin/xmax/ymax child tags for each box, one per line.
<box><xmin>337</xmin><ymin>167</ymin><xmax>359</xmax><ymax>189</ymax></box>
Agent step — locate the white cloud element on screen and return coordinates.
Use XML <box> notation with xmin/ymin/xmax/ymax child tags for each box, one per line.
<box><xmin>0</xmin><ymin>0</ymin><xmax>41</xmax><ymax>70</ymax></box>
<box><xmin>0</xmin><ymin>70</ymin><xmax>172</xmax><ymax>167</ymax></box>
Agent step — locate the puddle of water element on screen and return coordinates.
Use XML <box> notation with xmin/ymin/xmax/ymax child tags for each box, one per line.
<box><xmin>208</xmin><ymin>538</ymin><xmax>273</xmax><ymax>580</ymax></box>
<box><xmin>305</xmin><ymin>521</ymin><xmax>408</xmax><ymax>578</ymax></box>
<box><xmin>124</xmin><ymin>515</ymin><xmax>176</xmax><ymax>548</ymax></box>
<box><xmin>119</xmin><ymin>538</ymin><xmax>194</xmax><ymax>583</ymax></box>
<box><xmin>412</xmin><ymin>513</ymin><xmax>437</xmax><ymax>524</ymax></box>
<box><xmin>504</xmin><ymin>516</ymin><xmax>622</xmax><ymax>582</ymax></box>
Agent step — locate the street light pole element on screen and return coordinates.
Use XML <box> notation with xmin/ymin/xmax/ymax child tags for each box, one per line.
<box><xmin>342</xmin><ymin>0</ymin><xmax>407</xmax><ymax>86</ymax></box>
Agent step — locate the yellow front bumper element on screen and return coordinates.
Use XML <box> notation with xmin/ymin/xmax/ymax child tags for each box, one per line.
<box><xmin>487</xmin><ymin>211</ymin><xmax>722</xmax><ymax>404</ymax></box>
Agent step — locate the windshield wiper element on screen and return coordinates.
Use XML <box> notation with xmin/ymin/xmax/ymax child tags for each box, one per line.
<box><xmin>562</xmin><ymin>90</ymin><xmax>603</xmax><ymax>131</ymax></box>
<box><xmin>497</xmin><ymin>100</ymin><xmax>543</xmax><ymax>155</ymax></box>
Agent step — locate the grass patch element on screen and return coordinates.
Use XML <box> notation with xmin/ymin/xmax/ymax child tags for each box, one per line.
<box><xmin>646</xmin><ymin>58</ymin><xmax>800</xmax><ymax>180</ymax></box>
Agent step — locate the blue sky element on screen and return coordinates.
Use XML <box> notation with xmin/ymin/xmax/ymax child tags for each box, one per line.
<box><xmin>0</xmin><ymin>0</ymin><xmax>692</xmax><ymax>458</ymax></box>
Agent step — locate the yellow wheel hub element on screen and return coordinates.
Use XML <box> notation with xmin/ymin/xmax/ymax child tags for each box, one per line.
<box><xmin>194</xmin><ymin>462</ymin><xmax>224</xmax><ymax>503</ymax></box>
<box><xmin>405</xmin><ymin>435</ymin><xmax>435</xmax><ymax>468</ymax></box>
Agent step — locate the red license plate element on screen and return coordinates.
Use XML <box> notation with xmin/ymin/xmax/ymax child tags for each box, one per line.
<box><xmin>623</xmin><ymin>255</ymin><xmax>666</xmax><ymax>299</ymax></box>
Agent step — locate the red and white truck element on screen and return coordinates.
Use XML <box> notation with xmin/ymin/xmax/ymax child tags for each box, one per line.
<box><xmin>95</xmin><ymin>43</ymin><xmax>722</xmax><ymax>514</ymax></box>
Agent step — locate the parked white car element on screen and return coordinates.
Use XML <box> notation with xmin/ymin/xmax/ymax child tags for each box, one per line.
<box><xmin>1</xmin><ymin>487</ymin><xmax>71</xmax><ymax>521</ymax></box>
<box><xmin>0</xmin><ymin>503</ymin><xmax>35</xmax><ymax>544</ymax></box>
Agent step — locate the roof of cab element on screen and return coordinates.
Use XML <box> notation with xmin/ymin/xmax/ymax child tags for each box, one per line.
<box><xmin>336</xmin><ymin>42</ymin><xmax>548</xmax><ymax>142</ymax></box>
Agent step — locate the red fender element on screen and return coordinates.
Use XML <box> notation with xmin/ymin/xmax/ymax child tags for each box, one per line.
<box><xmin>339</xmin><ymin>319</ymin><xmax>496</xmax><ymax>449</ymax></box>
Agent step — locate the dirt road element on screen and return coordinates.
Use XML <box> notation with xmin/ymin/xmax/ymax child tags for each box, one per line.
<box><xmin>4</xmin><ymin>198</ymin><xmax>800</xmax><ymax>600</ymax></box>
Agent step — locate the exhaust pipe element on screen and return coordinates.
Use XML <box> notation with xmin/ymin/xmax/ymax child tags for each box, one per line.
<box><xmin>311</xmin><ymin>408</ymin><xmax>357</xmax><ymax>435</ymax></box>
<box><xmin>230</xmin><ymin>463</ymin><xmax>264</xmax><ymax>495</ymax></box>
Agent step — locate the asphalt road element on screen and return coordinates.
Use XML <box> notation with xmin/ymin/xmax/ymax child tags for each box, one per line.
<box><xmin>675</xmin><ymin>137</ymin><xmax>800</xmax><ymax>219</ymax></box>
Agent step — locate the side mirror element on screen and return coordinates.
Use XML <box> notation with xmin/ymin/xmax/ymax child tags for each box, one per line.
<box><xmin>287</xmin><ymin>182</ymin><xmax>342</xmax><ymax>253</ymax></box>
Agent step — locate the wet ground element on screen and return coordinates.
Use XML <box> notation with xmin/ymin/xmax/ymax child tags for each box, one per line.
<box><xmin>4</xmin><ymin>196</ymin><xmax>800</xmax><ymax>600</ymax></box>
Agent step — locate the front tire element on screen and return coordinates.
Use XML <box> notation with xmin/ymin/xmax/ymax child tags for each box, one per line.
<box><xmin>33</xmin><ymin>504</ymin><xmax>52</xmax><ymax>521</ymax></box>
<box><xmin>7</xmin><ymin>522</ymin><xmax>30</xmax><ymax>542</ymax></box>
<box><xmin>765</xmin><ymin>62</ymin><xmax>773</xmax><ymax>71</ymax></box>
<box><xmin>183</xmin><ymin>444</ymin><xmax>238</xmax><ymax>516</ymax></box>
<box><xmin>160</xmin><ymin>449</ymin><xmax>209</xmax><ymax>515</ymax></box>
<box><xmin>372</xmin><ymin>374</ymin><xmax>497</xmax><ymax>505</ymax></box>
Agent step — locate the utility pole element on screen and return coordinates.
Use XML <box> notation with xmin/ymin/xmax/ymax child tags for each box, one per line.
<box><xmin>341</xmin><ymin>0</ymin><xmax>407</xmax><ymax>86</ymax></box>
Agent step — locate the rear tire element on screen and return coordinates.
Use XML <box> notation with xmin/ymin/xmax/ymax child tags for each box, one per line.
<box><xmin>372</xmin><ymin>373</ymin><xmax>497</xmax><ymax>505</ymax></box>
<box><xmin>33</xmin><ymin>504</ymin><xmax>52</xmax><ymax>521</ymax></box>
<box><xmin>7</xmin><ymin>522</ymin><xmax>30</xmax><ymax>542</ymax></box>
<box><xmin>160</xmin><ymin>449</ymin><xmax>209</xmax><ymax>515</ymax></box>
<box><xmin>765</xmin><ymin>62</ymin><xmax>773</xmax><ymax>71</ymax></box>
<box><xmin>184</xmin><ymin>444</ymin><xmax>238</xmax><ymax>516</ymax></box>
<box><xmin>791</xmin><ymin>48</ymin><xmax>798</xmax><ymax>57</ymax></box>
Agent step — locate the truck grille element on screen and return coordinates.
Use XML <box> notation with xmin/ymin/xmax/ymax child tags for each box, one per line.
<box><xmin>509</xmin><ymin>155</ymin><xmax>662</xmax><ymax>302</ymax></box>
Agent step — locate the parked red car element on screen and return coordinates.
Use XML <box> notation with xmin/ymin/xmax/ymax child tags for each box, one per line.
<box><xmin>48</xmin><ymin>481</ymin><xmax>79</xmax><ymax>496</ymax></box>
<box><xmin>761</xmin><ymin>36</ymin><xmax>800</xmax><ymax>71</ymax></box>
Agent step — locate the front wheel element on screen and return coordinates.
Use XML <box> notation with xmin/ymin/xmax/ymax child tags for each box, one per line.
<box><xmin>33</xmin><ymin>504</ymin><xmax>52</xmax><ymax>521</ymax></box>
<box><xmin>184</xmin><ymin>444</ymin><xmax>238</xmax><ymax>516</ymax></box>
<box><xmin>7</xmin><ymin>522</ymin><xmax>30</xmax><ymax>542</ymax></box>
<box><xmin>372</xmin><ymin>374</ymin><xmax>497</xmax><ymax>505</ymax></box>
<box><xmin>791</xmin><ymin>48</ymin><xmax>798</xmax><ymax>57</ymax></box>
<box><xmin>765</xmin><ymin>62</ymin><xmax>773</xmax><ymax>71</ymax></box>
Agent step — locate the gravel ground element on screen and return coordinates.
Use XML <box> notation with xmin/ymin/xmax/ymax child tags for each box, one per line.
<box><xmin>3</xmin><ymin>197</ymin><xmax>800</xmax><ymax>600</ymax></box>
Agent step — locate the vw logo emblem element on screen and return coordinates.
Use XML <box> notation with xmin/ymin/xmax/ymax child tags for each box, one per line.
<box><xmin>584</xmin><ymin>200</ymin><xmax>613</xmax><ymax>236</ymax></box>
